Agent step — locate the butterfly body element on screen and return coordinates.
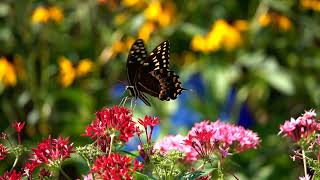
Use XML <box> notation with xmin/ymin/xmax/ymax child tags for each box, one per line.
<box><xmin>126</xmin><ymin>39</ymin><xmax>185</xmax><ymax>106</ymax></box>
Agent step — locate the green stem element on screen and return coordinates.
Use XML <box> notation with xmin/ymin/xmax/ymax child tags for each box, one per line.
<box><xmin>301</xmin><ymin>148</ymin><xmax>308</xmax><ymax>178</ymax></box>
<box><xmin>60</xmin><ymin>166</ymin><xmax>72</xmax><ymax>180</ymax></box>
<box><xmin>10</xmin><ymin>156</ymin><xmax>19</xmax><ymax>171</ymax></box>
<box><xmin>217</xmin><ymin>160</ymin><xmax>223</xmax><ymax>180</ymax></box>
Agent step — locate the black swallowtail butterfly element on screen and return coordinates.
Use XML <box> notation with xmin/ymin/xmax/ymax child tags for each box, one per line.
<box><xmin>126</xmin><ymin>39</ymin><xmax>186</xmax><ymax>106</ymax></box>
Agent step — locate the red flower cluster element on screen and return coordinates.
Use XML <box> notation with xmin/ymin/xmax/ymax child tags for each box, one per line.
<box><xmin>155</xmin><ymin>120</ymin><xmax>260</xmax><ymax>161</ymax></box>
<box><xmin>0</xmin><ymin>170</ymin><xmax>22</xmax><ymax>180</ymax></box>
<box><xmin>0</xmin><ymin>144</ymin><xmax>8</xmax><ymax>161</ymax></box>
<box><xmin>91</xmin><ymin>153</ymin><xmax>143</xmax><ymax>180</ymax></box>
<box><xmin>279</xmin><ymin>110</ymin><xmax>320</xmax><ymax>142</ymax></box>
<box><xmin>83</xmin><ymin>106</ymin><xmax>136</xmax><ymax>151</ymax></box>
<box><xmin>24</xmin><ymin>136</ymin><xmax>73</xmax><ymax>176</ymax></box>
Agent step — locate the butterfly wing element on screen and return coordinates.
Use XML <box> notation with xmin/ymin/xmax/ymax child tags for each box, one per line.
<box><xmin>140</xmin><ymin>41</ymin><xmax>170</xmax><ymax>73</ymax></box>
<box><xmin>137</xmin><ymin>69</ymin><xmax>184</xmax><ymax>101</ymax></box>
<box><xmin>126</xmin><ymin>39</ymin><xmax>148</xmax><ymax>86</ymax></box>
<box><xmin>136</xmin><ymin>41</ymin><xmax>184</xmax><ymax>101</ymax></box>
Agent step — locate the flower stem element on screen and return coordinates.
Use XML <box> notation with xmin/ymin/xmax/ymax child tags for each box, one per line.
<box><xmin>10</xmin><ymin>156</ymin><xmax>19</xmax><ymax>171</ymax></box>
<box><xmin>60</xmin><ymin>167</ymin><xmax>72</xmax><ymax>180</ymax></box>
<box><xmin>217</xmin><ymin>159</ymin><xmax>224</xmax><ymax>180</ymax></box>
<box><xmin>301</xmin><ymin>148</ymin><xmax>308</xmax><ymax>178</ymax></box>
<box><xmin>108</xmin><ymin>133</ymin><xmax>115</xmax><ymax>156</ymax></box>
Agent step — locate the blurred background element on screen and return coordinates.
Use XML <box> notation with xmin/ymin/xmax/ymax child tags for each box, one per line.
<box><xmin>1</xmin><ymin>0</ymin><xmax>320</xmax><ymax>179</ymax></box>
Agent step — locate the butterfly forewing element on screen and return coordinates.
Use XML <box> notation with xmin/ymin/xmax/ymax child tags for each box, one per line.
<box><xmin>126</xmin><ymin>39</ymin><xmax>148</xmax><ymax>86</ymax></box>
<box><xmin>141</xmin><ymin>41</ymin><xmax>170</xmax><ymax>73</ymax></box>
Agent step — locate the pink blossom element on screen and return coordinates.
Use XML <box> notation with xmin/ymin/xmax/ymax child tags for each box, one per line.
<box><xmin>299</xmin><ymin>174</ymin><xmax>311</xmax><ymax>180</ymax></box>
<box><xmin>279</xmin><ymin>110</ymin><xmax>320</xmax><ymax>142</ymax></box>
<box><xmin>189</xmin><ymin>120</ymin><xmax>260</xmax><ymax>153</ymax></box>
<box><xmin>154</xmin><ymin>134</ymin><xmax>198</xmax><ymax>161</ymax></box>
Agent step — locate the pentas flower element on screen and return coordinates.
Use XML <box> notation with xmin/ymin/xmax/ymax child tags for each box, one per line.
<box><xmin>12</xmin><ymin>121</ymin><xmax>25</xmax><ymax>144</ymax></box>
<box><xmin>23</xmin><ymin>161</ymin><xmax>38</xmax><ymax>178</ymax></box>
<box><xmin>28</xmin><ymin>136</ymin><xmax>74</xmax><ymax>168</ymax></box>
<box><xmin>279</xmin><ymin>110</ymin><xmax>320</xmax><ymax>142</ymax></box>
<box><xmin>83</xmin><ymin>106</ymin><xmax>136</xmax><ymax>151</ymax></box>
<box><xmin>136</xmin><ymin>116</ymin><xmax>160</xmax><ymax>162</ymax></box>
<box><xmin>0</xmin><ymin>144</ymin><xmax>8</xmax><ymax>160</ymax></box>
<box><xmin>12</xmin><ymin>121</ymin><xmax>25</xmax><ymax>133</ymax></box>
<box><xmin>38</xmin><ymin>168</ymin><xmax>52</xmax><ymax>179</ymax></box>
<box><xmin>138</xmin><ymin>115</ymin><xmax>159</xmax><ymax>143</ymax></box>
<box><xmin>189</xmin><ymin>121</ymin><xmax>260</xmax><ymax>153</ymax></box>
<box><xmin>154</xmin><ymin>134</ymin><xmax>198</xmax><ymax>162</ymax></box>
<box><xmin>0</xmin><ymin>170</ymin><xmax>22</xmax><ymax>180</ymax></box>
<box><xmin>91</xmin><ymin>153</ymin><xmax>143</xmax><ymax>179</ymax></box>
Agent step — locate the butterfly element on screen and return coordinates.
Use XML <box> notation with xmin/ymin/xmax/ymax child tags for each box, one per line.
<box><xmin>125</xmin><ymin>39</ymin><xmax>186</xmax><ymax>106</ymax></box>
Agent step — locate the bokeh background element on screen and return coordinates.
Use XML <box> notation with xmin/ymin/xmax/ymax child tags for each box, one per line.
<box><xmin>1</xmin><ymin>0</ymin><xmax>320</xmax><ymax>179</ymax></box>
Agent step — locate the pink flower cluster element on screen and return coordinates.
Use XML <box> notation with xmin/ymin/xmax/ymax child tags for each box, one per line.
<box><xmin>279</xmin><ymin>110</ymin><xmax>320</xmax><ymax>142</ymax></box>
<box><xmin>155</xmin><ymin>120</ymin><xmax>260</xmax><ymax>161</ymax></box>
<box><xmin>83</xmin><ymin>106</ymin><xmax>136</xmax><ymax>151</ymax></box>
<box><xmin>154</xmin><ymin>134</ymin><xmax>198</xmax><ymax>161</ymax></box>
<box><xmin>90</xmin><ymin>153</ymin><xmax>143</xmax><ymax>180</ymax></box>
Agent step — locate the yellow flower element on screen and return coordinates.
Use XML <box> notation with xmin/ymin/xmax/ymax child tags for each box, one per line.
<box><xmin>48</xmin><ymin>6</ymin><xmax>64</xmax><ymax>23</ymax></box>
<box><xmin>77</xmin><ymin>59</ymin><xmax>93</xmax><ymax>77</ymax></box>
<box><xmin>191</xmin><ymin>35</ymin><xmax>207</xmax><ymax>52</ymax></box>
<box><xmin>158</xmin><ymin>2</ymin><xmax>175</xmax><ymax>27</ymax></box>
<box><xmin>58</xmin><ymin>57</ymin><xmax>76</xmax><ymax>87</ymax></box>
<box><xmin>277</xmin><ymin>16</ymin><xmax>292</xmax><ymax>31</ymax></box>
<box><xmin>234</xmin><ymin>20</ymin><xmax>249</xmax><ymax>32</ymax></box>
<box><xmin>31</xmin><ymin>6</ymin><xmax>50</xmax><ymax>23</ymax></box>
<box><xmin>0</xmin><ymin>57</ymin><xmax>17</xmax><ymax>87</ymax></box>
<box><xmin>138</xmin><ymin>21</ymin><xmax>155</xmax><ymax>42</ymax></box>
<box><xmin>122</xmin><ymin>0</ymin><xmax>142</xmax><ymax>7</ymax></box>
<box><xmin>258</xmin><ymin>13</ymin><xmax>271</xmax><ymax>27</ymax></box>
<box><xmin>144</xmin><ymin>1</ymin><xmax>162</xmax><ymax>22</ymax></box>
<box><xmin>190</xmin><ymin>19</ymin><xmax>243</xmax><ymax>52</ymax></box>
<box><xmin>111</xmin><ymin>41</ymin><xmax>126</xmax><ymax>57</ymax></box>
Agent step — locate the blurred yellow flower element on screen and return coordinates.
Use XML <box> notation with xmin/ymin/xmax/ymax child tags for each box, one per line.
<box><xmin>122</xmin><ymin>0</ymin><xmax>143</xmax><ymax>7</ymax></box>
<box><xmin>258</xmin><ymin>13</ymin><xmax>271</xmax><ymax>27</ymax></box>
<box><xmin>191</xmin><ymin>35</ymin><xmax>207</xmax><ymax>52</ymax></box>
<box><xmin>144</xmin><ymin>1</ymin><xmax>162</xmax><ymax>21</ymax></box>
<box><xmin>259</xmin><ymin>12</ymin><xmax>292</xmax><ymax>32</ymax></box>
<box><xmin>144</xmin><ymin>1</ymin><xmax>175</xmax><ymax>27</ymax></box>
<box><xmin>191</xmin><ymin>19</ymin><xmax>243</xmax><ymax>52</ymax></box>
<box><xmin>77</xmin><ymin>59</ymin><xmax>94</xmax><ymax>77</ymax></box>
<box><xmin>58</xmin><ymin>57</ymin><xmax>76</xmax><ymax>87</ymax></box>
<box><xmin>48</xmin><ymin>6</ymin><xmax>64</xmax><ymax>23</ymax></box>
<box><xmin>111</xmin><ymin>41</ymin><xmax>126</xmax><ymax>56</ymax></box>
<box><xmin>234</xmin><ymin>20</ymin><xmax>249</xmax><ymax>32</ymax></box>
<box><xmin>31</xmin><ymin>6</ymin><xmax>50</xmax><ymax>23</ymax></box>
<box><xmin>300</xmin><ymin>0</ymin><xmax>320</xmax><ymax>11</ymax></box>
<box><xmin>277</xmin><ymin>16</ymin><xmax>292</xmax><ymax>32</ymax></box>
<box><xmin>0</xmin><ymin>57</ymin><xmax>17</xmax><ymax>87</ymax></box>
<box><xmin>138</xmin><ymin>21</ymin><xmax>155</xmax><ymax>42</ymax></box>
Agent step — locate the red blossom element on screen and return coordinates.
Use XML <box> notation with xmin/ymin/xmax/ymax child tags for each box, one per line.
<box><xmin>91</xmin><ymin>153</ymin><xmax>143</xmax><ymax>180</ymax></box>
<box><xmin>38</xmin><ymin>168</ymin><xmax>52</xmax><ymax>179</ymax></box>
<box><xmin>23</xmin><ymin>161</ymin><xmax>39</xmax><ymax>178</ymax></box>
<box><xmin>138</xmin><ymin>115</ymin><xmax>159</xmax><ymax>129</ymax></box>
<box><xmin>12</xmin><ymin>121</ymin><xmax>25</xmax><ymax>133</ymax></box>
<box><xmin>28</xmin><ymin>136</ymin><xmax>74</xmax><ymax>167</ymax></box>
<box><xmin>0</xmin><ymin>144</ymin><xmax>8</xmax><ymax>161</ymax></box>
<box><xmin>83</xmin><ymin>106</ymin><xmax>136</xmax><ymax>151</ymax></box>
<box><xmin>279</xmin><ymin>110</ymin><xmax>320</xmax><ymax>142</ymax></box>
<box><xmin>0</xmin><ymin>170</ymin><xmax>22</xmax><ymax>180</ymax></box>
